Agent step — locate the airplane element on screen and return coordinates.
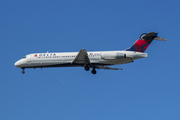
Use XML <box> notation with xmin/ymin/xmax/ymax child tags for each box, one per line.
<box><xmin>14</xmin><ymin>32</ymin><xmax>167</xmax><ymax>74</ymax></box>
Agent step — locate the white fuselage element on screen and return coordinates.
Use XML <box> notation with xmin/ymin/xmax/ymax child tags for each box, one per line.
<box><xmin>14</xmin><ymin>50</ymin><xmax>147</xmax><ymax>68</ymax></box>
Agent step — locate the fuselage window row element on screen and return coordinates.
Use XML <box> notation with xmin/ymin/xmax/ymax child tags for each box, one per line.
<box><xmin>36</xmin><ymin>55</ymin><xmax>100</xmax><ymax>59</ymax></box>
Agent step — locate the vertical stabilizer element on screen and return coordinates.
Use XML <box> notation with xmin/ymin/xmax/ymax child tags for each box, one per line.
<box><xmin>126</xmin><ymin>32</ymin><xmax>166</xmax><ymax>52</ymax></box>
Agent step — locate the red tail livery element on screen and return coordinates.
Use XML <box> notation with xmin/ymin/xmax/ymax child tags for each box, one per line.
<box><xmin>126</xmin><ymin>32</ymin><xmax>167</xmax><ymax>52</ymax></box>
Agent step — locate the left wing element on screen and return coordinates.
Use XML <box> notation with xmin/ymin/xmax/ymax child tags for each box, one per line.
<box><xmin>71</xmin><ymin>49</ymin><xmax>90</xmax><ymax>65</ymax></box>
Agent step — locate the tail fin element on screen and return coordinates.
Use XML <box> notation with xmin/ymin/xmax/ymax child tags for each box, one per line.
<box><xmin>126</xmin><ymin>32</ymin><xmax>167</xmax><ymax>52</ymax></box>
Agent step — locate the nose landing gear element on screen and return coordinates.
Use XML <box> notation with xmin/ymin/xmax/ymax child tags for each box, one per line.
<box><xmin>21</xmin><ymin>68</ymin><xmax>25</xmax><ymax>74</ymax></box>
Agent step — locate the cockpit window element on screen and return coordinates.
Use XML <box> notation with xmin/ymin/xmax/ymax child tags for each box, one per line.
<box><xmin>23</xmin><ymin>56</ymin><xmax>26</xmax><ymax>59</ymax></box>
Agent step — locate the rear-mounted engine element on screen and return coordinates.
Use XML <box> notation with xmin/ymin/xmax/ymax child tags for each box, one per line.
<box><xmin>101</xmin><ymin>52</ymin><xmax>126</xmax><ymax>60</ymax></box>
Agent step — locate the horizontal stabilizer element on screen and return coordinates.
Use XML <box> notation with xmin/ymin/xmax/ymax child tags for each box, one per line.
<box><xmin>141</xmin><ymin>32</ymin><xmax>167</xmax><ymax>41</ymax></box>
<box><xmin>154</xmin><ymin>37</ymin><xmax>168</xmax><ymax>41</ymax></box>
<box><xmin>141</xmin><ymin>32</ymin><xmax>157</xmax><ymax>39</ymax></box>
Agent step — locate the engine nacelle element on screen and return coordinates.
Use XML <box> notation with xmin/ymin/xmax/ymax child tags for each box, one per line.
<box><xmin>101</xmin><ymin>52</ymin><xmax>126</xmax><ymax>60</ymax></box>
<box><xmin>116</xmin><ymin>52</ymin><xmax>126</xmax><ymax>59</ymax></box>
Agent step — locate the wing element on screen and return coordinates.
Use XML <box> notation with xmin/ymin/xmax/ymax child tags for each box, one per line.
<box><xmin>95</xmin><ymin>66</ymin><xmax>124</xmax><ymax>70</ymax></box>
<box><xmin>71</xmin><ymin>49</ymin><xmax>90</xmax><ymax>65</ymax></box>
<box><xmin>72</xmin><ymin>49</ymin><xmax>123</xmax><ymax>70</ymax></box>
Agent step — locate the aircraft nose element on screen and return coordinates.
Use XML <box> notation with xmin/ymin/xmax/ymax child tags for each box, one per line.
<box><xmin>14</xmin><ymin>61</ymin><xmax>20</xmax><ymax>67</ymax></box>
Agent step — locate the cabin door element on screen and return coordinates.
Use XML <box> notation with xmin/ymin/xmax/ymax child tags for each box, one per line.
<box><xmin>27</xmin><ymin>57</ymin><xmax>31</xmax><ymax>64</ymax></box>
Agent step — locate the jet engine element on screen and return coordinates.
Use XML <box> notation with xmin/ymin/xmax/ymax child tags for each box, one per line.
<box><xmin>101</xmin><ymin>52</ymin><xmax>126</xmax><ymax>60</ymax></box>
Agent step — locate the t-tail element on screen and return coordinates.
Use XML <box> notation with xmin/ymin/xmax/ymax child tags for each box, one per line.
<box><xmin>126</xmin><ymin>32</ymin><xmax>167</xmax><ymax>52</ymax></box>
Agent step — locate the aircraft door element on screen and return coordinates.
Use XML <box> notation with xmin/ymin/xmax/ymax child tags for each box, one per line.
<box><xmin>27</xmin><ymin>56</ymin><xmax>31</xmax><ymax>64</ymax></box>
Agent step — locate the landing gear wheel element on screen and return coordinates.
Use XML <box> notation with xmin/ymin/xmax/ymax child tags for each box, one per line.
<box><xmin>84</xmin><ymin>66</ymin><xmax>90</xmax><ymax>71</ymax></box>
<box><xmin>21</xmin><ymin>68</ymin><xmax>25</xmax><ymax>74</ymax></box>
<box><xmin>21</xmin><ymin>70</ymin><xmax>25</xmax><ymax>74</ymax></box>
<box><xmin>91</xmin><ymin>69</ymin><xmax>96</xmax><ymax>74</ymax></box>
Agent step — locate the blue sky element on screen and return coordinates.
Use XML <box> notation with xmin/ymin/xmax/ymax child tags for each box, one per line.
<box><xmin>0</xmin><ymin>0</ymin><xmax>180</xmax><ymax>119</ymax></box>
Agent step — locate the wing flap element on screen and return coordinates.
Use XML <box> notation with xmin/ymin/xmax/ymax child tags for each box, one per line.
<box><xmin>96</xmin><ymin>66</ymin><xmax>124</xmax><ymax>70</ymax></box>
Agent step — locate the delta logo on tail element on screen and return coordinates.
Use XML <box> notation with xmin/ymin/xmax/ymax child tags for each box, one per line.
<box><xmin>126</xmin><ymin>32</ymin><xmax>167</xmax><ymax>52</ymax></box>
<box><xmin>126</xmin><ymin>32</ymin><xmax>157</xmax><ymax>52</ymax></box>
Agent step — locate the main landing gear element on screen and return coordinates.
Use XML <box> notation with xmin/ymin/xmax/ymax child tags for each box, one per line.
<box><xmin>84</xmin><ymin>66</ymin><xmax>90</xmax><ymax>71</ymax></box>
<box><xmin>91</xmin><ymin>69</ymin><xmax>96</xmax><ymax>74</ymax></box>
<box><xmin>84</xmin><ymin>66</ymin><xmax>97</xmax><ymax>74</ymax></box>
<box><xmin>21</xmin><ymin>68</ymin><xmax>25</xmax><ymax>74</ymax></box>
